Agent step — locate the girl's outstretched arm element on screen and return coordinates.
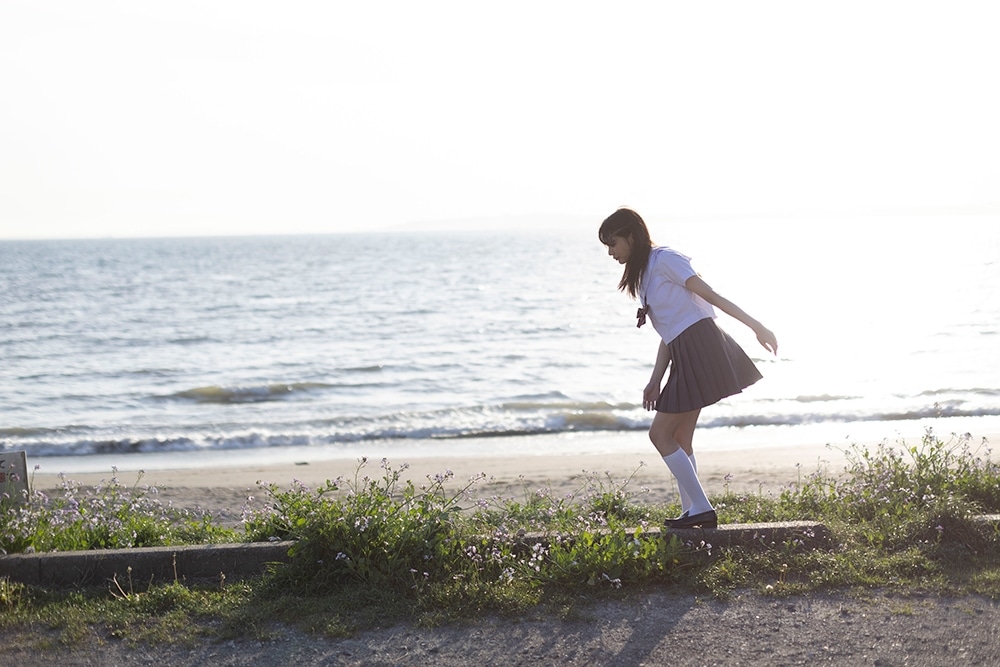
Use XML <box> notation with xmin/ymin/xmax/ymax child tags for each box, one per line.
<box><xmin>684</xmin><ymin>275</ymin><xmax>778</xmax><ymax>355</ymax></box>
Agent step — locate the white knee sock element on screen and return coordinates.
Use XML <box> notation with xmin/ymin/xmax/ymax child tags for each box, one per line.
<box><xmin>676</xmin><ymin>453</ymin><xmax>698</xmax><ymax>513</ymax></box>
<box><xmin>662</xmin><ymin>450</ymin><xmax>713</xmax><ymax>515</ymax></box>
<box><xmin>678</xmin><ymin>483</ymin><xmax>692</xmax><ymax>514</ymax></box>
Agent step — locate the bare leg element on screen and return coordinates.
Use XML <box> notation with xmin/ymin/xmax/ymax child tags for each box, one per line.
<box><xmin>650</xmin><ymin>409</ymin><xmax>713</xmax><ymax>515</ymax></box>
<box><xmin>672</xmin><ymin>409</ymin><xmax>701</xmax><ymax>456</ymax></box>
<box><xmin>648</xmin><ymin>409</ymin><xmax>699</xmax><ymax>456</ymax></box>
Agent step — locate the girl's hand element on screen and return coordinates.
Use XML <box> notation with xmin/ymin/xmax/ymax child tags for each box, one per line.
<box><xmin>755</xmin><ymin>326</ymin><xmax>778</xmax><ymax>355</ymax></box>
<box><xmin>643</xmin><ymin>381</ymin><xmax>660</xmax><ymax>411</ymax></box>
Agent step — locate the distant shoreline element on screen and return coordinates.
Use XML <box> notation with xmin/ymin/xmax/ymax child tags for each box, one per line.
<box><xmin>20</xmin><ymin>416</ymin><xmax>999</xmax><ymax>476</ymax></box>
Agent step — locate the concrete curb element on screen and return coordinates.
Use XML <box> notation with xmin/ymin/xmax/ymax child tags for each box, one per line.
<box><xmin>2</xmin><ymin>517</ymin><xmax>994</xmax><ymax>589</ymax></box>
<box><xmin>0</xmin><ymin>541</ymin><xmax>296</xmax><ymax>588</ymax></box>
<box><xmin>514</xmin><ymin>521</ymin><xmax>832</xmax><ymax>551</ymax></box>
<box><xmin>661</xmin><ymin>520</ymin><xmax>834</xmax><ymax>548</ymax></box>
<box><xmin>0</xmin><ymin>521</ymin><xmax>831</xmax><ymax>589</ymax></box>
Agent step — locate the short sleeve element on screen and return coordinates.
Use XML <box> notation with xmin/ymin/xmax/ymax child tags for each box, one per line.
<box><xmin>656</xmin><ymin>248</ymin><xmax>698</xmax><ymax>286</ymax></box>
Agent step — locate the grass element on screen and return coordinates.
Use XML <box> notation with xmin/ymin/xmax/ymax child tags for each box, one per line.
<box><xmin>1</xmin><ymin>467</ymin><xmax>233</xmax><ymax>553</ymax></box>
<box><xmin>2</xmin><ymin>428</ymin><xmax>999</xmax><ymax>647</ymax></box>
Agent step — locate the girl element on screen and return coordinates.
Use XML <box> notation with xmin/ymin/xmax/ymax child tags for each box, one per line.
<box><xmin>599</xmin><ymin>208</ymin><xmax>778</xmax><ymax>529</ymax></box>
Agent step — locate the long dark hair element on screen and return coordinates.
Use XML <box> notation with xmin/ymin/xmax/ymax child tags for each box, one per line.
<box><xmin>598</xmin><ymin>207</ymin><xmax>653</xmax><ymax>299</ymax></box>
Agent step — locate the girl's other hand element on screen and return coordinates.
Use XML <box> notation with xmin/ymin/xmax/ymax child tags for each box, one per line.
<box><xmin>756</xmin><ymin>326</ymin><xmax>778</xmax><ymax>355</ymax></box>
<box><xmin>643</xmin><ymin>382</ymin><xmax>660</xmax><ymax>411</ymax></box>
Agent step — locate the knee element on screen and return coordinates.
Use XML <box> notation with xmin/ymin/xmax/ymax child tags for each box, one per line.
<box><xmin>650</xmin><ymin>436</ymin><xmax>679</xmax><ymax>457</ymax></box>
<box><xmin>648</xmin><ymin>421</ymin><xmax>679</xmax><ymax>453</ymax></box>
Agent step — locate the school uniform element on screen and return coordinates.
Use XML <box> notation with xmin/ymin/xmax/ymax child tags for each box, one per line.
<box><xmin>640</xmin><ymin>246</ymin><xmax>762</xmax><ymax>413</ymax></box>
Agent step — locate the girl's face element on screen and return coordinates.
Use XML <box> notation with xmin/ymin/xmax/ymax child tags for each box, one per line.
<box><xmin>606</xmin><ymin>234</ymin><xmax>632</xmax><ymax>264</ymax></box>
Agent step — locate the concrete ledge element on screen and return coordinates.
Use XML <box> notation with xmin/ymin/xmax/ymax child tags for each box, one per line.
<box><xmin>4</xmin><ymin>517</ymin><xmax>994</xmax><ymax>589</ymax></box>
<box><xmin>2</xmin><ymin>523</ymin><xmax>828</xmax><ymax>588</ymax></box>
<box><xmin>515</xmin><ymin>521</ymin><xmax>832</xmax><ymax>551</ymax></box>
<box><xmin>661</xmin><ymin>520</ymin><xmax>834</xmax><ymax>549</ymax></box>
<box><xmin>0</xmin><ymin>541</ymin><xmax>295</xmax><ymax>588</ymax></box>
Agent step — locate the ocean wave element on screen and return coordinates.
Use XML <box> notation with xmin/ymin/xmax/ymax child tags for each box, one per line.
<box><xmin>701</xmin><ymin>404</ymin><xmax>1000</xmax><ymax>428</ymax></box>
<box><xmin>0</xmin><ymin>426</ymin><xmax>61</xmax><ymax>438</ymax></box>
<box><xmin>167</xmin><ymin>335</ymin><xmax>217</xmax><ymax>345</ymax></box>
<box><xmin>501</xmin><ymin>399</ymin><xmax>630</xmax><ymax>411</ymax></box>
<box><xmin>918</xmin><ymin>387</ymin><xmax>1000</xmax><ymax>398</ymax></box>
<box><xmin>167</xmin><ymin>382</ymin><xmax>337</xmax><ymax>404</ymax></box>
<box><xmin>7</xmin><ymin>402</ymin><xmax>1000</xmax><ymax>459</ymax></box>
<box><xmin>790</xmin><ymin>394</ymin><xmax>859</xmax><ymax>403</ymax></box>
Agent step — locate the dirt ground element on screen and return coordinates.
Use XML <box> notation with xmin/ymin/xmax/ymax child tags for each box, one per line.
<box><xmin>4</xmin><ymin>589</ymin><xmax>998</xmax><ymax>666</ymax></box>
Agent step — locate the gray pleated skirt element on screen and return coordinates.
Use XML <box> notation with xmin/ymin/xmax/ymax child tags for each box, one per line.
<box><xmin>656</xmin><ymin>317</ymin><xmax>763</xmax><ymax>413</ymax></box>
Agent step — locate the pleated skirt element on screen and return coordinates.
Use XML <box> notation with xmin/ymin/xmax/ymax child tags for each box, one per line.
<box><xmin>656</xmin><ymin>317</ymin><xmax>763</xmax><ymax>413</ymax></box>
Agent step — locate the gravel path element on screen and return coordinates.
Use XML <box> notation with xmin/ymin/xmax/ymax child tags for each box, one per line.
<box><xmin>4</xmin><ymin>590</ymin><xmax>998</xmax><ymax>666</ymax></box>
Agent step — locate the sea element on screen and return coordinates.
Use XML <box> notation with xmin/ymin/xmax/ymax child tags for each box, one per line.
<box><xmin>2</xmin><ymin>215</ymin><xmax>999</xmax><ymax>474</ymax></box>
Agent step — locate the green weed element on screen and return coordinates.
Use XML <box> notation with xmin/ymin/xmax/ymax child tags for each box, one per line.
<box><xmin>1</xmin><ymin>427</ymin><xmax>999</xmax><ymax>644</ymax></box>
<box><xmin>1</xmin><ymin>468</ymin><xmax>234</xmax><ymax>554</ymax></box>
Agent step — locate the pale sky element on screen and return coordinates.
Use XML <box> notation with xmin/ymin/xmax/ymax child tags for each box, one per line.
<box><xmin>2</xmin><ymin>1</ymin><xmax>998</xmax><ymax>239</ymax></box>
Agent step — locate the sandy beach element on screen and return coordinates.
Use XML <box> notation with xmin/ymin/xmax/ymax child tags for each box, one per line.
<box><xmin>24</xmin><ymin>439</ymin><xmax>867</xmax><ymax>524</ymax></box>
<box><xmin>26</xmin><ymin>427</ymin><xmax>998</xmax><ymax>527</ymax></box>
